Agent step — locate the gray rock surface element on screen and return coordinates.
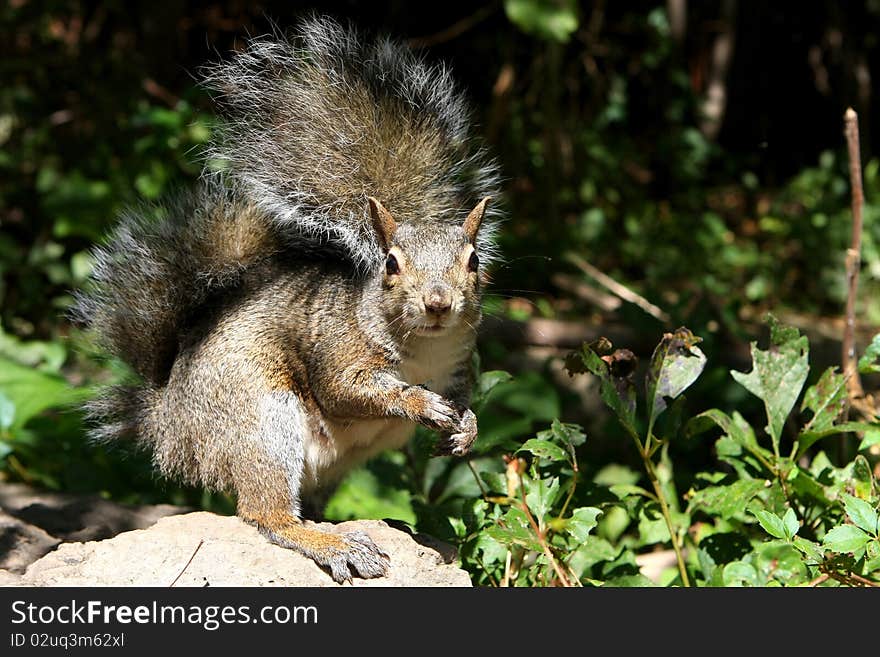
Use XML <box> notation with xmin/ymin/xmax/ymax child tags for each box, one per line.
<box><xmin>0</xmin><ymin>510</ymin><xmax>61</xmax><ymax>574</ymax></box>
<box><xmin>15</xmin><ymin>512</ymin><xmax>472</xmax><ymax>587</ymax></box>
<box><xmin>0</xmin><ymin>483</ymin><xmax>188</xmax><ymax>573</ymax></box>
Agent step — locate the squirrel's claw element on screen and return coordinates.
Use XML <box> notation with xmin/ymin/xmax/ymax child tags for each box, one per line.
<box><xmin>434</xmin><ymin>408</ymin><xmax>478</xmax><ymax>457</ymax></box>
<box><xmin>419</xmin><ymin>390</ymin><xmax>462</xmax><ymax>434</ymax></box>
<box><xmin>325</xmin><ymin>531</ymin><xmax>391</xmax><ymax>583</ymax></box>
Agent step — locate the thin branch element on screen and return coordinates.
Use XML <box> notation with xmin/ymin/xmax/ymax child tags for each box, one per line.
<box><xmin>169</xmin><ymin>539</ymin><xmax>204</xmax><ymax>587</ymax></box>
<box><xmin>552</xmin><ymin>272</ymin><xmax>622</xmax><ymax>312</ymax></box>
<box><xmin>566</xmin><ymin>253</ymin><xmax>670</xmax><ymax>323</ymax></box>
<box><xmin>842</xmin><ymin>107</ymin><xmax>866</xmax><ymax>417</ymax></box>
<box><xmin>466</xmin><ymin>460</ymin><xmax>489</xmax><ymax>498</ymax></box>
<box><xmin>407</xmin><ymin>4</ymin><xmax>497</xmax><ymax>48</ymax></box>
<box><xmin>642</xmin><ymin>453</ymin><xmax>691</xmax><ymax>587</ymax></box>
<box><xmin>518</xmin><ymin>483</ymin><xmax>572</xmax><ymax>587</ymax></box>
<box><xmin>808</xmin><ymin>573</ymin><xmax>830</xmax><ymax>587</ymax></box>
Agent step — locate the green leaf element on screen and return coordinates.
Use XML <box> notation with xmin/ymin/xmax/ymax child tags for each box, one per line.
<box><xmin>566</xmin><ymin>341</ymin><xmax>637</xmax><ymax>437</ymax></box>
<box><xmin>609</xmin><ymin>484</ymin><xmax>655</xmax><ymax>500</ymax></box>
<box><xmin>858</xmin><ymin>428</ymin><xmax>880</xmax><ymax>452</ymax></box>
<box><xmin>565</xmin><ymin>507</ymin><xmax>603</xmax><ymax>542</ymax></box>
<box><xmin>754</xmin><ymin>510</ymin><xmax>787</xmax><ymax>539</ymax></box>
<box><xmin>730</xmin><ymin>316</ymin><xmax>809</xmax><ymax>455</ymax></box>
<box><xmin>485</xmin><ymin>507</ymin><xmax>543</xmax><ymax>552</ymax></box>
<box><xmin>841</xmin><ymin>494</ymin><xmax>879</xmax><ymax>534</ymax></box>
<box><xmin>480</xmin><ymin>471</ymin><xmax>508</xmax><ymax>495</ymax></box>
<box><xmin>504</xmin><ymin>0</ymin><xmax>579</xmax><ymax>43</ymax></box>
<box><xmin>473</xmin><ymin>370</ymin><xmax>512</xmax><ymax>406</ymax></box>
<box><xmin>517</xmin><ymin>438</ymin><xmax>567</xmax><ymax>463</ymax></box>
<box><xmin>603</xmin><ymin>574</ymin><xmax>657</xmax><ymax>587</ymax></box>
<box><xmin>688</xmin><ymin>409</ymin><xmax>772</xmax><ymax>461</ymax></box>
<box><xmin>688</xmin><ymin>479</ymin><xmax>765</xmax><ymax>519</ymax></box>
<box><xmin>646</xmin><ymin>327</ymin><xmax>707</xmax><ymax>431</ymax></box>
<box><xmin>792</xmin><ymin>537</ymin><xmax>824</xmax><ymax>563</ymax></box>
<box><xmin>858</xmin><ymin>333</ymin><xmax>880</xmax><ymax>373</ymax></box>
<box><xmin>823</xmin><ymin>525</ymin><xmax>871</xmax><ymax>553</ymax></box>
<box><xmin>800</xmin><ymin>367</ymin><xmax>847</xmax><ymax>434</ymax></box>
<box><xmin>852</xmin><ymin>455</ymin><xmax>874</xmax><ymax>499</ymax></box>
<box><xmin>0</xmin><ymin>392</ymin><xmax>14</xmax><ymax>430</ymax></box>
<box><xmin>548</xmin><ymin>419</ymin><xmax>586</xmax><ymax>447</ymax></box>
<box><xmin>723</xmin><ymin>561</ymin><xmax>760</xmax><ymax>586</ymax></box>
<box><xmin>797</xmin><ymin>421</ymin><xmax>876</xmax><ymax>457</ymax></box>
<box><xmin>524</xmin><ymin>476</ymin><xmax>560</xmax><ymax>521</ymax></box>
<box><xmin>324</xmin><ymin>467</ymin><xmax>416</xmax><ymax>526</ymax></box>
<box><xmin>567</xmin><ymin>536</ymin><xmax>617</xmax><ymax>576</ymax></box>
<box><xmin>0</xmin><ymin>357</ymin><xmax>88</xmax><ymax>431</ymax></box>
<box><xmin>782</xmin><ymin>507</ymin><xmax>800</xmax><ymax>540</ymax></box>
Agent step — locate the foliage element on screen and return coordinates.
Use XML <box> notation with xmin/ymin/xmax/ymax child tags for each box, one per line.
<box><xmin>323</xmin><ymin>317</ymin><xmax>879</xmax><ymax>587</ymax></box>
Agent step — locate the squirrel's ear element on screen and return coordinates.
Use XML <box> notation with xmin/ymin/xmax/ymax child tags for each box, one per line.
<box><xmin>463</xmin><ymin>197</ymin><xmax>491</xmax><ymax>242</ymax></box>
<box><xmin>368</xmin><ymin>196</ymin><xmax>397</xmax><ymax>251</ymax></box>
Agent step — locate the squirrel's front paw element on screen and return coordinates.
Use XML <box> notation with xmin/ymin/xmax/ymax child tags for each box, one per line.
<box><xmin>323</xmin><ymin>531</ymin><xmax>391</xmax><ymax>583</ymax></box>
<box><xmin>434</xmin><ymin>408</ymin><xmax>478</xmax><ymax>457</ymax></box>
<box><xmin>414</xmin><ymin>389</ymin><xmax>461</xmax><ymax>434</ymax></box>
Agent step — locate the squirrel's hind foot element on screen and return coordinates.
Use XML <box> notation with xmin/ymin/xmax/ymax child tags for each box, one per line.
<box><xmin>259</xmin><ymin>520</ymin><xmax>390</xmax><ymax>583</ymax></box>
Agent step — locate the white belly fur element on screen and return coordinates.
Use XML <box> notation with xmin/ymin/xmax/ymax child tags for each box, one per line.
<box><xmin>301</xmin><ymin>331</ymin><xmax>470</xmax><ymax>492</ymax></box>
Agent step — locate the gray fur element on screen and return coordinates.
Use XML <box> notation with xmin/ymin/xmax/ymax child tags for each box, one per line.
<box><xmin>71</xmin><ymin>180</ymin><xmax>278</xmax><ymax>389</ymax></box>
<box><xmin>201</xmin><ymin>15</ymin><xmax>502</xmax><ymax>272</ymax></box>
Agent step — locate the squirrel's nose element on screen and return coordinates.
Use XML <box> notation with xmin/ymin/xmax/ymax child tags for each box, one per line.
<box><xmin>424</xmin><ymin>284</ymin><xmax>453</xmax><ymax>316</ymax></box>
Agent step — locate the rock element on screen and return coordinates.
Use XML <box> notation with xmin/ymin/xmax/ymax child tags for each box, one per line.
<box><xmin>0</xmin><ymin>568</ymin><xmax>21</xmax><ymax>585</ymax></box>
<box><xmin>0</xmin><ymin>510</ymin><xmax>61</xmax><ymax>574</ymax></box>
<box><xmin>19</xmin><ymin>512</ymin><xmax>472</xmax><ymax>587</ymax></box>
<box><xmin>0</xmin><ymin>483</ymin><xmax>188</xmax><ymax>543</ymax></box>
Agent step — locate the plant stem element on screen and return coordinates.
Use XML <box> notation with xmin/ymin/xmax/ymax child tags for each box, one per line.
<box><xmin>625</xmin><ymin>427</ymin><xmax>690</xmax><ymax>586</ymax></box>
<box><xmin>518</xmin><ymin>484</ymin><xmax>572</xmax><ymax>587</ymax></box>
<box><xmin>842</xmin><ymin>107</ymin><xmax>865</xmax><ymax>417</ymax></box>
<box><xmin>466</xmin><ymin>460</ymin><xmax>489</xmax><ymax>497</ymax></box>
<box><xmin>555</xmin><ymin>470</ymin><xmax>579</xmax><ymax>522</ymax></box>
<box><xmin>641</xmin><ymin>438</ymin><xmax>691</xmax><ymax>587</ymax></box>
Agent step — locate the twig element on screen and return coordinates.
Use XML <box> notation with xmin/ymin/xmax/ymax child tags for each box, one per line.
<box><xmin>642</xmin><ymin>451</ymin><xmax>691</xmax><ymax>587</ymax></box>
<box><xmin>842</xmin><ymin>107</ymin><xmax>866</xmax><ymax>418</ymax></box>
<box><xmin>466</xmin><ymin>460</ymin><xmax>489</xmax><ymax>497</ymax></box>
<box><xmin>407</xmin><ymin>4</ymin><xmax>497</xmax><ymax>48</ymax></box>
<box><xmin>477</xmin><ymin>556</ymin><xmax>500</xmax><ymax>587</ymax></box>
<box><xmin>808</xmin><ymin>573</ymin><xmax>830</xmax><ymax>587</ymax></box>
<box><xmin>169</xmin><ymin>539</ymin><xmax>204</xmax><ymax>587</ymax></box>
<box><xmin>566</xmin><ymin>253</ymin><xmax>670</xmax><ymax>323</ymax></box>
<box><xmin>518</xmin><ymin>483</ymin><xmax>572</xmax><ymax>587</ymax></box>
<box><xmin>552</xmin><ymin>272</ymin><xmax>622</xmax><ymax>312</ymax></box>
<box><xmin>822</xmin><ymin>566</ymin><xmax>880</xmax><ymax>588</ymax></box>
<box><xmin>142</xmin><ymin>78</ymin><xmax>180</xmax><ymax>108</ymax></box>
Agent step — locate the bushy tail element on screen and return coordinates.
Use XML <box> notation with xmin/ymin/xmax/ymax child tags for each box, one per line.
<box><xmin>202</xmin><ymin>15</ymin><xmax>502</xmax><ymax>271</ymax></box>
<box><xmin>71</xmin><ymin>182</ymin><xmax>278</xmax><ymax>441</ymax></box>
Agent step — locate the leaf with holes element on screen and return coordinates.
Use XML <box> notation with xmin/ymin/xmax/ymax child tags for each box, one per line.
<box><xmin>565</xmin><ymin>507</ymin><xmax>603</xmax><ymax>542</ymax></box>
<box><xmin>730</xmin><ymin>316</ymin><xmax>809</xmax><ymax>456</ymax></box>
<box><xmin>566</xmin><ymin>341</ymin><xmax>638</xmax><ymax>437</ymax></box>
<box><xmin>646</xmin><ymin>327</ymin><xmax>707</xmax><ymax>431</ymax></box>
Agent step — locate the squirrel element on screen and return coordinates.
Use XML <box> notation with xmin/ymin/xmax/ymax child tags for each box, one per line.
<box><xmin>72</xmin><ymin>16</ymin><xmax>501</xmax><ymax>583</ymax></box>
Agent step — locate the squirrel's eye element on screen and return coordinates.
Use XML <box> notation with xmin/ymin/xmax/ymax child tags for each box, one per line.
<box><xmin>385</xmin><ymin>253</ymin><xmax>400</xmax><ymax>276</ymax></box>
<box><xmin>467</xmin><ymin>251</ymin><xmax>479</xmax><ymax>272</ymax></box>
